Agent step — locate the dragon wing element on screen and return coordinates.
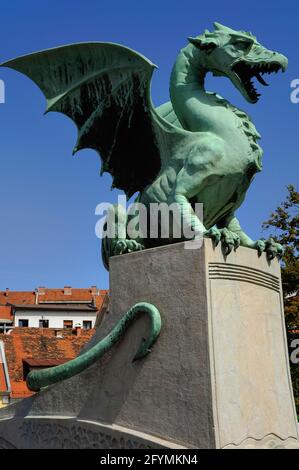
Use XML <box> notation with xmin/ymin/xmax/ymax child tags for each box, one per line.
<box><xmin>1</xmin><ymin>42</ymin><xmax>162</xmax><ymax>198</ymax></box>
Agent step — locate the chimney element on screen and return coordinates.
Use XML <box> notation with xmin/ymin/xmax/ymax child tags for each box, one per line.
<box><xmin>63</xmin><ymin>286</ymin><xmax>72</xmax><ymax>296</ymax></box>
<box><xmin>90</xmin><ymin>286</ymin><xmax>98</xmax><ymax>295</ymax></box>
<box><xmin>4</xmin><ymin>288</ymin><xmax>9</xmax><ymax>297</ymax></box>
<box><xmin>37</xmin><ymin>287</ymin><xmax>45</xmax><ymax>295</ymax></box>
<box><xmin>73</xmin><ymin>326</ymin><xmax>82</xmax><ymax>336</ymax></box>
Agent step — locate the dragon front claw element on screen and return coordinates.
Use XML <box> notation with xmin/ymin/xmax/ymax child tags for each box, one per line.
<box><xmin>205</xmin><ymin>227</ymin><xmax>240</xmax><ymax>255</ymax></box>
<box><xmin>113</xmin><ymin>239</ymin><xmax>144</xmax><ymax>256</ymax></box>
<box><xmin>254</xmin><ymin>237</ymin><xmax>283</xmax><ymax>261</ymax></box>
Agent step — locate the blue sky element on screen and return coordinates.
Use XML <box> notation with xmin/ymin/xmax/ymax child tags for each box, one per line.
<box><xmin>0</xmin><ymin>0</ymin><xmax>298</xmax><ymax>290</ymax></box>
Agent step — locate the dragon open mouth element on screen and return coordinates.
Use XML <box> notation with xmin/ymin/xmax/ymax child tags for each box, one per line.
<box><xmin>232</xmin><ymin>61</ymin><xmax>284</xmax><ymax>103</ymax></box>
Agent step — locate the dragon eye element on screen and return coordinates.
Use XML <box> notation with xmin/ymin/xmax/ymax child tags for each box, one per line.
<box><xmin>233</xmin><ymin>39</ymin><xmax>253</xmax><ymax>52</ymax></box>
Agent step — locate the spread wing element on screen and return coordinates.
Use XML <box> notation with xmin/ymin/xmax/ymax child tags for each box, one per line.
<box><xmin>1</xmin><ymin>42</ymin><xmax>162</xmax><ymax>197</ymax></box>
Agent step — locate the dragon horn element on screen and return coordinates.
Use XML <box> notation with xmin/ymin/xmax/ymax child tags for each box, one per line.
<box><xmin>213</xmin><ymin>22</ymin><xmax>233</xmax><ymax>32</ymax></box>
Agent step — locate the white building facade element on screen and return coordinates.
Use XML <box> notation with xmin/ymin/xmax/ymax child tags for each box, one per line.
<box><xmin>13</xmin><ymin>305</ymin><xmax>97</xmax><ymax>330</ymax></box>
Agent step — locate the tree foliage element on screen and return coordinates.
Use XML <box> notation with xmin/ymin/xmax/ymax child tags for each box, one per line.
<box><xmin>262</xmin><ymin>184</ymin><xmax>299</xmax><ymax>327</ymax></box>
<box><xmin>263</xmin><ymin>185</ymin><xmax>299</xmax><ymax>416</ymax></box>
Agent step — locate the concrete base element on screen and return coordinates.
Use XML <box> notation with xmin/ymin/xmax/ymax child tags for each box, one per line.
<box><xmin>0</xmin><ymin>240</ymin><xmax>298</xmax><ymax>449</ymax></box>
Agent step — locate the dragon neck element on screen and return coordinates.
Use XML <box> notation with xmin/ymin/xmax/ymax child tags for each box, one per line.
<box><xmin>170</xmin><ymin>43</ymin><xmax>218</xmax><ymax>131</ymax></box>
<box><xmin>169</xmin><ymin>43</ymin><xmax>263</xmax><ymax>166</ymax></box>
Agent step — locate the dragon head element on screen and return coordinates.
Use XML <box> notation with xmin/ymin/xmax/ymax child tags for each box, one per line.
<box><xmin>188</xmin><ymin>22</ymin><xmax>288</xmax><ymax>103</ymax></box>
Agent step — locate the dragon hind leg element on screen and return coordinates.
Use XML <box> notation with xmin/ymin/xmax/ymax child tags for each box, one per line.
<box><xmin>101</xmin><ymin>204</ymin><xmax>144</xmax><ymax>270</ymax></box>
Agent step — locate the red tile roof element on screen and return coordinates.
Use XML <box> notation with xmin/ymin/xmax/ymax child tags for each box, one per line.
<box><xmin>0</xmin><ymin>288</ymin><xmax>108</xmax><ymax>308</ymax></box>
<box><xmin>0</xmin><ymin>306</ymin><xmax>13</xmax><ymax>322</ymax></box>
<box><xmin>0</xmin><ymin>342</ymin><xmax>10</xmax><ymax>394</ymax></box>
<box><xmin>38</xmin><ymin>288</ymin><xmax>104</xmax><ymax>303</ymax></box>
<box><xmin>0</xmin><ymin>291</ymin><xmax>35</xmax><ymax>306</ymax></box>
<box><xmin>94</xmin><ymin>291</ymin><xmax>108</xmax><ymax>310</ymax></box>
<box><xmin>1</xmin><ymin>327</ymin><xmax>94</xmax><ymax>399</ymax></box>
<box><xmin>0</xmin><ymin>286</ymin><xmax>108</xmax><ymax>399</ymax></box>
<box><xmin>0</xmin><ymin>363</ymin><xmax>7</xmax><ymax>393</ymax></box>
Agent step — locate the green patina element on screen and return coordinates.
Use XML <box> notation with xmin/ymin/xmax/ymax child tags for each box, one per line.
<box><xmin>26</xmin><ymin>302</ymin><xmax>161</xmax><ymax>391</ymax></box>
<box><xmin>0</xmin><ymin>23</ymin><xmax>288</xmax><ymax>387</ymax></box>
<box><xmin>1</xmin><ymin>22</ymin><xmax>288</xmax><ymax>266</ymax></box>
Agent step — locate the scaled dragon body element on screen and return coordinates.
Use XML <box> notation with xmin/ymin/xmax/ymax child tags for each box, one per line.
<box><xmin>1</xmin><ymin>23</ymin><xmax>288</xmax><ymax>269</ymax></box>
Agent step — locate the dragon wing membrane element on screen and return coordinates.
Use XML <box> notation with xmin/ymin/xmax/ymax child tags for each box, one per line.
<box><xmin>1</xmin><ymin>42</ymin><xmax>162</xmax><ymax>197</ymax></box>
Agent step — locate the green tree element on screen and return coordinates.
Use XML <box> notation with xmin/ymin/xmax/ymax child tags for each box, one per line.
<box><xmin>262</xmin><ymin>184</ymin><xmax>299</xmax><ymax>326</ymax></box>
<box><xmin>262</xmin><ymin>184</ymin><xmax>299</xmax><ymax>415</ymax></box>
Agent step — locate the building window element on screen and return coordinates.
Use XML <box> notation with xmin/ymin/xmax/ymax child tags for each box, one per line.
<box><xmin>83</xmin><ymin>320</ymin><xmax>92</xmax><ymax>330</ymax></box>
<box><xmin>18</xmin><ymin>319</ymin><xmax>29</xmax><ymax>327</ymax></box>
<box><xmin>63</xmin><ymin>320</ymin><xmax>73</xmax><ymax>329</ymax></box>
<box><xmin>39</xmin><ymin>319</ymin><xmax>49</xmax><ymax>328</ymax></box>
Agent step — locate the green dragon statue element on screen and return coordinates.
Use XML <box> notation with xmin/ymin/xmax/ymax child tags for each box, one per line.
<box><xmin>1</xmin><ymin>22</ymin><xmax>288</xmax><ymax>269</ymax></box>
<box><xmin>0</xmin><ymin>23</ymin><xmax>288</xmax><ymax>391</ymax></box>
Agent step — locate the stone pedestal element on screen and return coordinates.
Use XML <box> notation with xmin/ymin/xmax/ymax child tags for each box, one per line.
<box><xmin>0</xmin><ymin>240</ymin><xmax>298</xmax><ymax>449</ymax></box>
